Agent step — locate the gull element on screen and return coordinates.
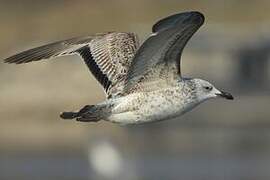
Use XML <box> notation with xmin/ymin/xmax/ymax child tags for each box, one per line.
<box><xmin>4</xmin><ymin>11</ymin><xmax>233</xmax><ymax>125</ymax></box>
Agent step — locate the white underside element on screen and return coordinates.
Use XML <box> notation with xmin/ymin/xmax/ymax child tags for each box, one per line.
<box><xmin>105</xmin><ymin>90</ymin><xmax>200</xmax><ymax>125</ymax></box>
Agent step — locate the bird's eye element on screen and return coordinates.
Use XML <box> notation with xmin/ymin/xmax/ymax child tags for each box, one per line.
<box><xmin>204</xmin><ymin>86</ymin><xmax>212</xmax><ymax>91</ymax></box>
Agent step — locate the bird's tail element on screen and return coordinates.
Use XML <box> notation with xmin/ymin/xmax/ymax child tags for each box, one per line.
<box><xmin>60</xmin><ymin>105</ymin><xmax>105</xmax><ymax>122</ymax></box>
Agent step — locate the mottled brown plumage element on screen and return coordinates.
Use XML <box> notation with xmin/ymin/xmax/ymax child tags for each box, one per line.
<box><xmin>4</xmin><ymin>11</ymin><xmax>233</xmax><ymax>124</ymax></box>
<box><xmin>4</xmin><ymin>32</ymin><xmax>139</xmax><ymax>97</ymax></box>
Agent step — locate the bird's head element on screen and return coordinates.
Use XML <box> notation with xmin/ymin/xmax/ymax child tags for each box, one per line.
<box><xmin>191</xmin><ymin>78</ymin><xmax>233</xmax><ymax>102</ymax></box>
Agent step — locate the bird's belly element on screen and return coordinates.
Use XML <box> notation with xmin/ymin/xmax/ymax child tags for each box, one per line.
<box><xmin>108</xmin><ymin>100</ymin><xmax>196</xmax><ymax>125</ymax></box>
<box><xmin>107</xmin><ymin>90</ymin><xmax>198</xmax><ymax>125</ymax></box>
<box><xmin>108</xmin><ymin>112</ymin><xmax>143</xmax><ymax>125</ymax></box>
<box><xmin>137</xmin><ymin>96</ymin><xmax>197</xmax><ymax>123</ymax></box>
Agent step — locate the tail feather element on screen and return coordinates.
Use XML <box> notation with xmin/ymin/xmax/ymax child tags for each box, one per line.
<box><xmin>60</xmin><ymin>105</ymin><xmax>103</xmax><ymax>122</ymax></box>
<box><xmin>60</xmin><ymin>112</ymin><xmax>79</xmax><ymax>119</ymax></box>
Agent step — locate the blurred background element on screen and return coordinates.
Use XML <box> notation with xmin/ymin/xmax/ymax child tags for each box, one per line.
<box><xmin>0</xmin><ymin>0</ymin><xmax>270</xmax><ymax>179</ymax></box>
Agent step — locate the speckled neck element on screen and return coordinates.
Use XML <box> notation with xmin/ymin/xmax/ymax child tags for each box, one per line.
<box><xmin>179</xmin><ymin>78</ymin><xmax>198</xmax><ymax>102</ymax></box>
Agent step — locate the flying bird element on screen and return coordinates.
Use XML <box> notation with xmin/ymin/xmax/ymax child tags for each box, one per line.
<box><xmin>4</xmin><ymin>11</ymin><xmax>233</xmax><ymax>125</ymax></box>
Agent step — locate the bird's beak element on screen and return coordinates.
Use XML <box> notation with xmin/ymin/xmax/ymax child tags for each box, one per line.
<box><xmin>216</xmin><ymin>91</ymin><xmax>234</xmax><ymax>100</ymax></box>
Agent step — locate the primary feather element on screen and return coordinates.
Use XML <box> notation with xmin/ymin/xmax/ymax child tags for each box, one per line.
<box><xmin>4</xmin><ymin>32</ymin><xmax>139</xmax><ymax>97</ymax></box>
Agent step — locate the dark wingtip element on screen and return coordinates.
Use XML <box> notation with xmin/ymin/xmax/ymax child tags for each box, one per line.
<box><xmin>179</xmin><ymin>11</ymin><xmax>205</xmax><ymax>27</ymax></box>
<box><xmin>152</xmin><ymin>11</ymin><xmax>205</xmax><ymax>33</ymax></box>
<box><xmin>188</xmin><ymin>11</ymin><xmax>205</xmax><ymax>25</ymax></box>
<box><xmin>3</xmin><ymin>54</ymin><xmax>31</xmax><ymax>64</ymax></box>
<box><xmin>4</xmin><ymin>59</ymin><xmax>19</xmax><ymax>64</ymax></box>
<box><xmin>3</xmin><ymin>60</ymin><xmax>9</xmax><ymax>64</ymax></box>
<box><xmin>3</xmin><ymin>57</ymin><xmax>14</xmax><ymax>64</ymax></box>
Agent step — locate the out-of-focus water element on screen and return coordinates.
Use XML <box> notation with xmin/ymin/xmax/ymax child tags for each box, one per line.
<box><xmin>0</xmin><ymin>154</ymin><xmax>89</xmax><ymax>180</ymax></box>
<box><xmin>1</xmin><ymin>153</ymin><xmax>270</xmax><ymax>180</ymax></box>
<box><xmin>1</xmin><ymin>128</ymin><xmax>270</xmax><ymax>180</ymax></box>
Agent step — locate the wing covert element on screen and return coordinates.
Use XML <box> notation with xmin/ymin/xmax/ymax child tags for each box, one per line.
<box><xmin>124</xmin><ymin>11</ymin><xmax>204</xmax><ymax>92</ymax></box>
<box><xmin>4</xmin><ymin>32</ymin><xmax>139</xmax><ymax>97</ymax></box>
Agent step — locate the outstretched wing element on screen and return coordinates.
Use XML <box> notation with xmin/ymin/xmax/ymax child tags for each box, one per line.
<box><xmin>124</xmin><ymin>11</ymin><xmax>204</xmax><ymax>92</ymax></box>
<box><xmin>4</xmin><ymin>32</ymin><xmax>139</xmax><ymax>97</ymax></box>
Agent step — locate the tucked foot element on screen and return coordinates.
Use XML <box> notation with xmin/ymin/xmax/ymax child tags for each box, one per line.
<box><xmin>60</xmin><ymin>105</ymin><xmax>102</xmax><ymax>123</ymax></box>
<box><xmin>76</xmin><ymin>116</ymin><xmax>101</xmax><ymax>122</ymax></box>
